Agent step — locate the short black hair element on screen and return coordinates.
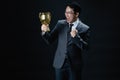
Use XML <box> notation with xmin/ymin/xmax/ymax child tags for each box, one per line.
<box><xmin>66</xmin><ymin>1</ymin><xmax>81</xmax><ymax>14</ymax></box>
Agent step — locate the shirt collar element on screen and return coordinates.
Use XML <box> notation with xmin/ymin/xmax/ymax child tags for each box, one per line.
<box><xmin>71</xmin><ymin>18</ymin><xmax>80</xmax><ymax>30</ymax></box>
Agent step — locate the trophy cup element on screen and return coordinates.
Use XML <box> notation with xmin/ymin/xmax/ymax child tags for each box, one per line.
<box><xmin>39</xmin><ymin>12</ymin><xmax>51</xmax><ymax>31</ymax></box>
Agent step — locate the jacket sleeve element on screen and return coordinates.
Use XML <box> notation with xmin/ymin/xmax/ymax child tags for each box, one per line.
<box><xmin>41</xmin><ymin>21</ymin><xmax>60</xmax><ymax>45</ymax></box>
<box><xmin>72</xmin><ymin>28</ymin><xmax>90</xmax><ymax>50</ymax></box>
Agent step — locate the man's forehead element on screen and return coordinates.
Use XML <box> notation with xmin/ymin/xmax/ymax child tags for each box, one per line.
<box><xmin>66</xmin><ymin>6</ymin><xmax>74</xmax><ymax>12</ymax></box>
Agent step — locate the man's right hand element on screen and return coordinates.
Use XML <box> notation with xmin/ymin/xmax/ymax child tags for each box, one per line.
<box><xmin>41</xmin><ymin>24</ymin><xmax>50</xmax><ymax>32</ymax></box>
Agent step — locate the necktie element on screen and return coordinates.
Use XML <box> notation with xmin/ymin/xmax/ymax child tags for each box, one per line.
<box><xmin>67</xmin><ymin>23</ymin><xmax>73</xmax><ymax>45</ymax></box>
<box><xmin>68</xmin><ymin>24</ymin><xmax>73</xmax><ymax>32</ymax></box>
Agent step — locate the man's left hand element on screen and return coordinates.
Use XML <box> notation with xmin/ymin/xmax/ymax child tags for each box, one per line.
<box><xmin>70</xmin><ymin>29</ymin><xmax>78</xmax><ymax>38</ymax></box>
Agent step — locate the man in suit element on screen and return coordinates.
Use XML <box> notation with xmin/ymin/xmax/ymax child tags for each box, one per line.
<box><xmin>41</xmin><ymin>1</ymin><xmax>90</xmax><ymax>80</ymax></box>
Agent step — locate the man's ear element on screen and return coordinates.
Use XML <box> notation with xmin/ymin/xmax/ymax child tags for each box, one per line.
<box><xmin>76</xmin><ymin>12</ymin><xmax>79</xmax><ymax>17</ymax></box>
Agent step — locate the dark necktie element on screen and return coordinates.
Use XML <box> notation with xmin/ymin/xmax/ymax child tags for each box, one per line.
<box><xmin>68</xmin><ymin>24</ymin><xmax>73</xmax><ymax>32</ymax></box>
<box><xmin>67</xmin><ymin>23</ymin><xmax>73</xmax><ymax>45</ymax></box>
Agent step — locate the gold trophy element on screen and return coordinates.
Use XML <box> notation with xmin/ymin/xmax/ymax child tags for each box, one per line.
<box><xmin>39</xmin><ymin>12</ymin><xmax>51</xmax><ymax>31</ymax></box>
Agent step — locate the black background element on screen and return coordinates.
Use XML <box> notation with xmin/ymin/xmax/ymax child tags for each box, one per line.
<box><xmin>7</xmin><ymin>0</ymin><xmax>120</xmax><ymax>80</ymax></box>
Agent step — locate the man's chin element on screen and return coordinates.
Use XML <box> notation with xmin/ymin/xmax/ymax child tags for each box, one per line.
<box><xmin>66</xmin><ymin>20</ymin><xmax>71</xmax><ymax>23</ymax></box>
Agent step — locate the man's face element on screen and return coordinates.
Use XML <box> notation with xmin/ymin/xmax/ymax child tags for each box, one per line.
<box><xmin>65</xmin><ymin>6</ymin><xmax>78</xmax><ymax>23</ymax></box>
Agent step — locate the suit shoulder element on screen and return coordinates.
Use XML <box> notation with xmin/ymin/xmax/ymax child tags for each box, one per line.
<box><xmin>54</xmin><ymin>20</ymin><xmax>66</xmax><ymax>30</ymax></box>
<box><xmin>81</xmin><ymin>22</ymin><xmax>89</xmax><ymax>29</ymax></box>
<box><xmin>57</xmin><ymin>20</ymin><xmax>66</xmax><ymax>24</ymax></box>
<box><xmin>80</xmin><ymin>21</ymin><xmax>90</xmax><ymax>30</ymax></box>
<box><xmin>78</xmin><ymin>21</ymin><xmax>90</xmax><ymax>33</ymax></box>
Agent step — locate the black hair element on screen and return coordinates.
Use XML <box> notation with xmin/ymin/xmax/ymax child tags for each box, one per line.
<box><xmin>66</xmin><ymin>1</ymin><xmax>81</xmax><ymax>14</ymax></box>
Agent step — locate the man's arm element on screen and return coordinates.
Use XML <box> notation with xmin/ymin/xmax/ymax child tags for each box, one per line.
<box><xmin>41</xmin><ymin>21</ymin><xmax>59</xmax><ymax>45</ymax></box>
<box><xmin>71</xmin><ymin>28</ymin><xmax>90</xmax><ymax>50</ymax></box>
<box><xmin>41</xmin><ymin>24</ymin><xmax>51</xmax><ymax>44</ymax></box>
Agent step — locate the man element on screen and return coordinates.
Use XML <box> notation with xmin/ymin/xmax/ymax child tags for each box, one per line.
<box><xmin>41</xmin><ymin>1</ymin><xmax>90</xmax><ymax>80</ymax></box>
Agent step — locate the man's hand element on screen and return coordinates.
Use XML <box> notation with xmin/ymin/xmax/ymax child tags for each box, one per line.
<box><xmin>41</xmin><ymin>24</ymin><xmax>50</xmax><ymax>32</ymax></box>
<box><xmin>70</xmin><ymin>29</ymin><xmax>78</xmax><ymax>38</ymax></box>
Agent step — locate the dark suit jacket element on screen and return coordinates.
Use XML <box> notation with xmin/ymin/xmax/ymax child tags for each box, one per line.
<box><xmin>42</xmin><ymin>19</ymin><xmax>90</xmax><ymax>69</ymax></box>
